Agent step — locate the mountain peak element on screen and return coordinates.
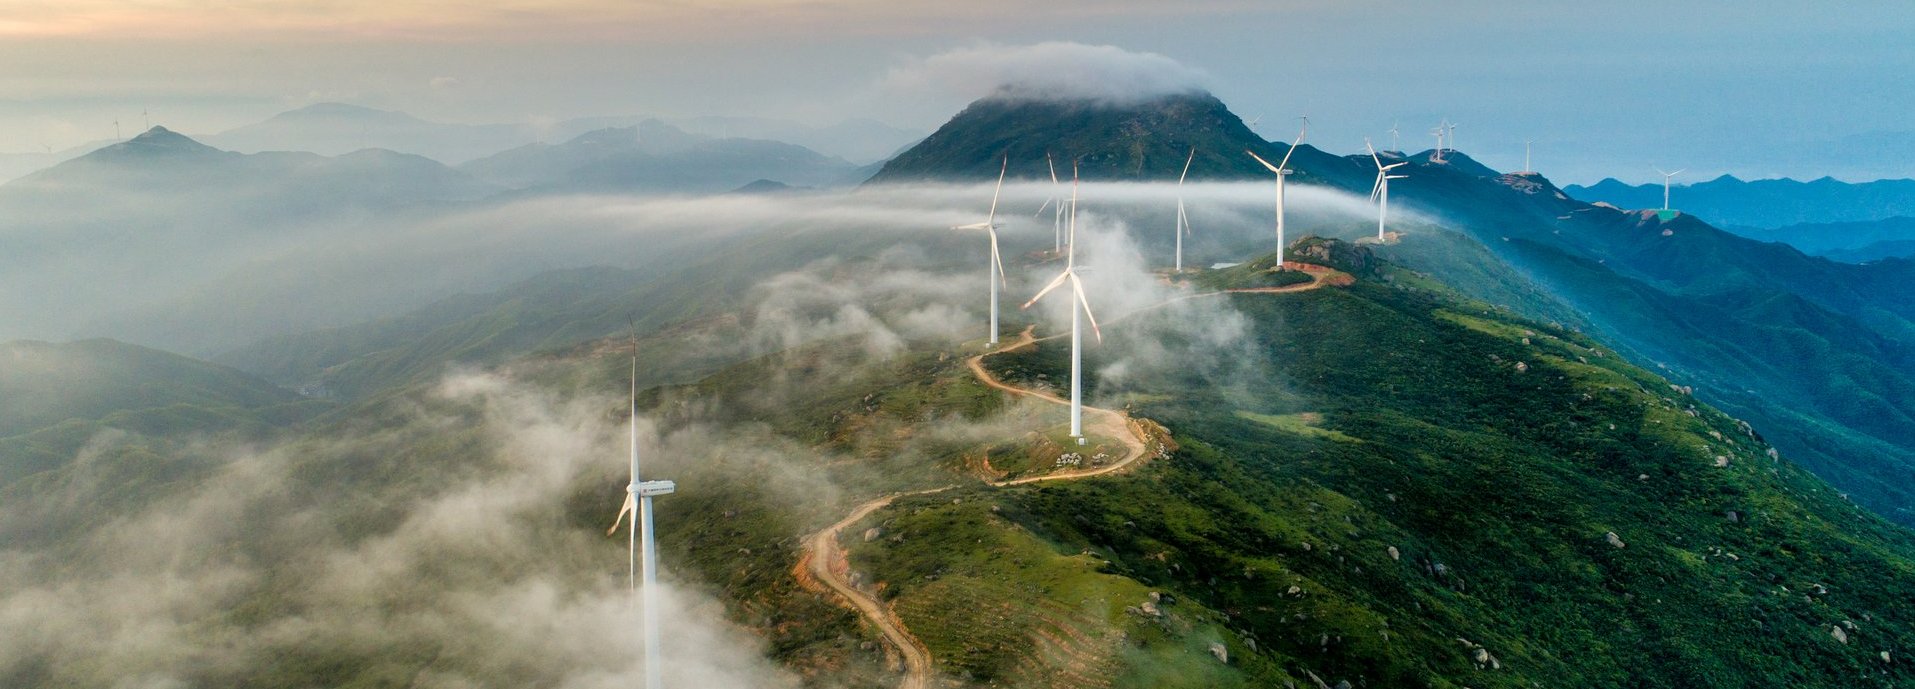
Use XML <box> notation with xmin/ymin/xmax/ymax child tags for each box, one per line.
<box><xmin>97</xmin><ymin>126</ymin><xmax>221</xmax><ymax>158</ymax></box>
<box><xmin>869</xmin><ymin>90</ymin><xmax>1293</xmax><ymax>183</ymax></box>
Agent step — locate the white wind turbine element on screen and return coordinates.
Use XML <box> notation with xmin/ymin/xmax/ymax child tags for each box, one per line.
<box><xmin>1430</xmin><ymin>124</ymin><xmax>1446</xmax><ymax>162</ymax></box>
<box><xmin>1173</xmin><ymin>148</ymin><xmax>1194</xmax><ymax>272</ymax></box>
<box><xmin>608</xmin><ymin>352</ymin><xmax>676</xmax><ymax>689</ymax></box>
<box><xmin>1368</xmin><ymin>138</ymin><xmax>1409</xmax><ymax>241</ymax></box>
<box><xmin>1655</xmin><ymin>167</ymin><xmax>1685</xmax><ymax>210</ymax></box>
<box><xmin>1389</xmin><ymin>122</ymin><xmax>1402</xmax><ymax>153</ymax></box>
<box><xmin>1523</xmin><ymin>139</ymin><xmax>1535</xmax><ymax>174</ymax></box>
<box><xmin>1022</xmin><ymin>162</ymin><xmax>1102</xmax><ymax>445</ymax></box>
<box><xmin>1244</xmin><ymin>118</ymin><xmax>1308</xmax><ymax>265</ymax></box>
<box><xmin>953</xmin><ymin>155</ymin><xmax>1010</xmax><ymax>345</ymax></box>
<box><xmin>1033</xmin><ymin>153</ymin><xmax>1065</xmax><ymax>253</ymax></box>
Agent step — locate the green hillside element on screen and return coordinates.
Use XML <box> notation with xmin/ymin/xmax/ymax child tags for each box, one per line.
<box><xmin>836</xmin><ymin>243</ymin><xmax>1915</xmax><ymax>687</ymax></box>
<box><xmin>0</xmin><ymin>338</ymin><xmax>323</xmax><ymax>488</ymax></box>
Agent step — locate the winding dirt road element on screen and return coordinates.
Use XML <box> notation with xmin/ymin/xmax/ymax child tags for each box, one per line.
<box><xmin>796</xmin><ymin>262</ymin><xmax>1343</xmax><ymax>689</ymax></box>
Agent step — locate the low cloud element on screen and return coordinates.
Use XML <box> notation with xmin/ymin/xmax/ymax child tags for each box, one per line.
<box><xmin>880</xmin><ymin>42</ymin><xmax>1210</xmax><ymax>106</ymax></box>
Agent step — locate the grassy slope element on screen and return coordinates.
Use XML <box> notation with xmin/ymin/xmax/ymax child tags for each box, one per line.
<box><xmin>845</xmin><ymin>248</ymin><xmax>1915</xmax><ymax>688</ymax></box>
<box><xmin>0</xmin><ymin>338</ymin><xmax>324</xmax><ymax>488</ymax></box>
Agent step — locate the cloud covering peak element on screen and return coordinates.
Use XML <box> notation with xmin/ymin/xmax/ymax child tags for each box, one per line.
<box><xmin>882</xmin><ymin>42</ymin><xmax>1210</xmax><ymax>105</ymax></box>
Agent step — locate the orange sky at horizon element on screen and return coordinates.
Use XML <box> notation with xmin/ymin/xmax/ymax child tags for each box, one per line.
<box><xmin>0</xmin><ymin>0</ymin><xmax>1265</xmax><ymax>40</ymax></box>
<box><xmin>0</xmin><ymin>0</ymin><xmax>850</xmax><ymax>40</ymax></box>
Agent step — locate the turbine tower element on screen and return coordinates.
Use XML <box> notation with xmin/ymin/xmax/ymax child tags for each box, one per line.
<box><xmin>1430</xmin><ymin>124</ymin><xmax>1446</xmax><ymax>163</ymax></box>
<box><xmin>1173</xmin><ymin>148</ymin><xmax>1194</xmax><ymax>272</ymax></box>
<box><xmin>953</xmin><ymin>155</ymin><xmax>1010</xmax><ymax>345</ymax></box>
<box><xmin>1655</xmin><ymin>167</ymin><xmax>1685</xmax><ymax>210</ymax></box>
<box><xmin>1244</xmin><ymin>119</ymin><xmax>1307</xmax><ymax>265</ymax></box>
<box><xmin>1523</xmin><ymin>139</ymin><xmax>1535</xmax><ymax>174</ymax></box>
<box><xmin>1023</xmin><ymin>162</ymin><xmax>1102</xmax><ymax>445</ymax></box>
<box><xmin>608</xmin><ymin>352</ymin><xmax>676</xmax><ymax>689</ymax></box>
<box><xmin>1368</xmin><ymin>139</ymin><xmax>1409</xmax><ymax>241</ymax></box>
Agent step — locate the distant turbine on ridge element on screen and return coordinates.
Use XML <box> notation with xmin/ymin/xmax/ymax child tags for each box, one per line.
<box><xmin>1173</xmin><ymin>148</ymin><xmax>1194</xmax><ymax>272</ymax></box>
<box><xmin>1033</xmin><ymin>152</ymin><xmax>1064</xmax><ymax>253</ymax></box>
<box><xmin>1368</xmin><ymin>138</ymin><xmax>1409</xmax><ymax>241</ymax></box>
<box><xmin>1389</xmin><ymin>122</ymin><xmax>1401</xmax><ymax>152</ymax></box>
<box><xmin>607</xmin><ymin>346</ymin><xmax>676</xmax><ymax>689</ymax></box>
<box><xmin>1245</xmin><ymin>118</ymin><xmax>1307</xmax><ymax>264</ymax></box>
<box><xmin>1523</xmin><ymin>139</ymin><xmax>1535</xmax><ymax>174</ymax></box>
<box><xmin>1022</xmin><ymin>162</ymin><xmax>1101</xmax><ymax>445</ymax></box>
<box><xmin>953</xmin><ymin>155</ymin><xmax>1010</xmax><ymax>345</ymax></box>
<box><xmin>1654</xmin><ymin>167</ymin><xmax>1685</xmax><ymax>210</ymax></box>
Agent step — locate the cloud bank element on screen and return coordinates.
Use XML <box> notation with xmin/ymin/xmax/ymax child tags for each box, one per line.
<box><xmin>881</xmin><ymin>42</ymin><xmax>1210</xmax><ymax>105</ymax></box>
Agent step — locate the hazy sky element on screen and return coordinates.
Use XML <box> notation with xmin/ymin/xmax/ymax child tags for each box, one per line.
<box><xmin>2</xmin><ymin>0</ymin><xmax>1911</xmax><ymax>183</ymax></box>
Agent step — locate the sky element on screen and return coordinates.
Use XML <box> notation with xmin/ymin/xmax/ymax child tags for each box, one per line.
<box><xmin>1</xmin><ymin>0</ymin><xmax>1912</xmax><ymax>183</ymax></box>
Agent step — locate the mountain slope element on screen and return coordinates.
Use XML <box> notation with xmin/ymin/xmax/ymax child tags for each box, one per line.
<box><xmin>0</xmin><ymin>338</ymin><xmax>320</xmax><ymax>488</ymax></box>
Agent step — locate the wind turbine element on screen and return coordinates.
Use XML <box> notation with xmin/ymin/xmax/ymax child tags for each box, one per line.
<box><xmin>607</xmin><ymin>347</ymin><xmax>676</xmax><ymax>689</ymax></box>
<box><xmin>1430</xmin><ymin>124</ymin><xmax>1446</xmax><ymax>162</ymax></box>
<box><xmin>1033</xmin><ymin>152</ymin><xmax>1064</xmax><ymax>253</ymax></box>
<box><xmin>1446</xmin><ymin>121</ymin><xmax>1459</xmax><ymax>153</ymax></box>
<box><xmin>1368</xmin><ymin>138</ymin><xmax>1409</xmax><ymax>241</ymax></box>
<box><xmin>1022</xmin><ymin>162</ymin><xmax>1101</xmax><ymax>445</ymax></box>
<box><xmin>1173</xmin><ymin>148</ymin><xmax>1194</xmax><ymax>272</ymax></box>
<box><xmin>1389</xmin><ymin>122</ymin><xmax>1402</xmax><ymax>153</ymax></box>
<box><xmin>1244</xmin><ymin>119</ymin><xmax>1308</xmax><ymax>265</ymax></box>
<box><xmin>953</xmin><ymin>155</ymin><xmax>1010</xmax><ymax>345</ymax></box>
<box><xmin>1655</xmin><ymin>167</ymin><xmax>1685</xmax><ymax>210</ymax></box>
<box><xmin>1523</xmin><ymin>139</ymin><xmax>1535</xmax><ymax>174</ymax></box>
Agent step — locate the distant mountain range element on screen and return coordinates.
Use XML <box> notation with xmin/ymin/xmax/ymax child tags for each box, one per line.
<box><xmin>199</xmin><ymin>102</ymin><xmax>922</xmax><ymax>167</ymax></box>
<box><xmin>460</xmin><ymin>121</ymin><xmax>864</xmax><ymax>193</ymax></box>
<box><xmin>1732</xmin><ymin>216</ymin><xmax>1915</xmax><ymax>262</ymax></box>
<box><xmin>1566</xmin><ymin>175</ymin><xmax>1915</xmax><ymax>228</ymax></box>
<box><xmin>0</xmin><ymin>126</ymin><xmax>500</xmax><ymax>352</ymax></box>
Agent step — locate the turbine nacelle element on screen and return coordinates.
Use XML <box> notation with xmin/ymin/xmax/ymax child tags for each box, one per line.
<box><xmin>632</xmin><ymin>480</ymin><xmax>677</xmax><ymax>497</ymax></box>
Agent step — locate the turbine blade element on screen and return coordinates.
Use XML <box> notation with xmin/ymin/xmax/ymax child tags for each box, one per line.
<box><xmin>986</xmin><ymin>155</ymin><xmax>1007</xmax><ymax>226</ymax></box>
<box><xmin>1035</xmin><ymin>197</ymin><xmax>1054</xmax><ymax>216</ymax></box>
<box><xmin>1366</xmin><ymin>138</ymin><xmax>1382</xmax><ymax>169</ymax></box>
<box><xmin>990</xmin><ymin>230</ymin><xmax>1007</xmax><ymax>288</ymax></box>
<box><xmin>1024</xmin><ymin>271</ymin><xmax>1070</xmax><ymax>309</ymax></box>
<box><xmin>1245</xmin><ymin>149</ymin><xmax>1283</xmax><ymax>174</ymax></box>
<box><xmin>1070</xmin><ymin>274</ymin><xmax>1103</xmax><ymax>342</ymax></box>
<box><xmin>1178</xmin><ymin>148</ymin><xmax>1194</xmax><ymax>185</ymax></box>
<box><xmin>1047</xmin><ymin>152</ymin><xmax>1059</xmax><ymax>185</ymax></box>
<box><xmin>607</xmin><ymin>493</ymin><xmax>635</xmax><ymax>536</ymax></box>
<box><xmin>1383</xmin><ymin>161</ymin><xmax>1408</xmax><ymax>170</ymax></box>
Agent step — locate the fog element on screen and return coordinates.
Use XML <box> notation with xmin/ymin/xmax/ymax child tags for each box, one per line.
<box><xmin>1</xmin><ymin>168</ymin><xmax>1406</xmax><ymax>361</ymax></box>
